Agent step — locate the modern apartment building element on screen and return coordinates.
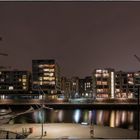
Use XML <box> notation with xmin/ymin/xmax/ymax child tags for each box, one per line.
<box><xmin>115</xmin><ymin>71</ymin><xmax>135</xmax><ymax>98</ymax></box>
<box><xmin>61</xmin><ymin>76</ymin><xmax>72</xmax><ymax>98</ymax></box>
<box><xmin>0</xmin><ymin>70</ymin><xmax>30</xmax><ymax>95</ymax></box>
<box><xmin>79</xmin><ymin>76</ymin><xmax>93</xmax><ymax>98</ymax></box>
<box><xmin>71</xmin><ymin>77</ymin><xmax>79</xmax><ymax>98</ymax></box>
<box><xmin>93</xmin><ymin>68</ymin><xmax>115</xmax><ymax>98</ymax></box>
<box><xmin>32</xmin><ymin>59</ymin><xmax>61</xmax><ymax>96</ymax></box>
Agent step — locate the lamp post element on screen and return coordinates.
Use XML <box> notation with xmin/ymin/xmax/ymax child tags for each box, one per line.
<box><xmin>133</xmin><ymin>55</ymin><xmax>140</xmax><ymax>139</ymax></box>
<box><xmin>137</xmin><ymin>87</ymin><xmax>139</xmax><ymax>139</ymax></box>
<box><xmin>37</xmin><ymin>85</ymin><xmax>53</xmax><ymax>138</ymax></box>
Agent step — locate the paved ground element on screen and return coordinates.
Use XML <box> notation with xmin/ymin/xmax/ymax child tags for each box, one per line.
<box><xmin>0</xmin><ymin>123</ymin><xmax>138</xmax><ymax>139</ymax></box>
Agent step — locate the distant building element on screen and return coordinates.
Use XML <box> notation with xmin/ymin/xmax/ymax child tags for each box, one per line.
<box><xmin>129</xmin><ymin>71</ymin><xmax>140</xmax><ymax>98</ymax></box>
<box><xmin>71</xmin><ymin>77</ymin><xmax>79</xmax><ymax>98</ymax></box>
<box><xmin>61</xmin><ymin>76</ymin><xmax>72</xmax><ymax>98</ymax></box>
<box><xmin>79</xmin><ymin>76</ymin><xmax>93</xmax><ymax>98</ymax></box>
<box><xmin>93</xmin><ymin>68</ymin><xmax>115</xmax><ymax>98</ymax></box>
<box><xmin>0</xmin><ymin>70</ymin><xmax>30</xmax><ymax>96</ymax></box>
<box><xmin>115</xmin><ymin>71</ymin><xmax>135</xmax><ymax>98</ymax></box>
<box><xmin>32</xmin><ymin>59</ymin><xmax>61</xmax><ymax>97</ymax></box>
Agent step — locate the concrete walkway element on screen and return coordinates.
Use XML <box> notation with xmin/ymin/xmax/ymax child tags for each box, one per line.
<box><xmin>0</xmin><ymin>123</ymin><xmax>138</xmax><ymax>139</ymax></box>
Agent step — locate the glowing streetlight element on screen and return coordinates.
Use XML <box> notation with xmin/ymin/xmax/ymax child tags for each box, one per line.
<box><xmin>36</xmin><ymin>85</ymin><xmax>53</xmax><ymax>138</ymax></box>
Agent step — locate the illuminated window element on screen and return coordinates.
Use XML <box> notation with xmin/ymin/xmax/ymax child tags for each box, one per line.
<box><xmin>22</xmin><ymin>83</ymin><xmax>26</xmax><ymax>86</ymax></box>
<box><xmin>51</xmin><ymin>90</ymin><xmax>54</xmax><ymax>94</ymax></box>
<box><xmin>102</xmin><ymin>81</ymin><xmax>107</xmax><ymax>85</ymax></box>
<box><xmin>50</xmin><ymin>73</ymin><xmax>54</xmax><ymax>76</ymax></box>
<box><xmin>85</xmin><ymin>93</ymin><xmax>88</xmax><ymax>97</ymax></box>
<box><xmin>19</xmin><ymin>78</ymin><xmax>22</xmax><ymax>82</ymax></box>
<box><xmin>43</xmin><ymin>77</ymin><xmax>50</xmax><ymax>80</ymax></box>
<box><xmin>49</xmin><ymin>69</ymin><xmax>54</xmax><ymax>72</ymax></box>
<box><xmin>73</xmin><ymin>82</ymin><xmax>76</xmax><ymax>86</ymax></box>
<box><xmin>39</xmin><ymin>82</ymin><xmax>43</xmax><ymax>85</ymax></box>
<box><xmin>23</xmin><ymin>86</ymin><xmax>27</xmax><ymax>90</ymax></box>
<box><xmin>103</xmin><ymin>73</ymin><xmax>109</xmax><ymax>77</ymax></box>
<box><xmin>44</xmin><ymin>73</ymin><xmax>50</xmax><ymax>76</ymax></box>
<box><xmin>128</xmin><ymin>81</ymin><xmax>134</xmax><ymax>85</ymax></box>
<box><xmin>49</xmin><ymin>77</ymin><xmax>55</xmax><ymax>80</ymax></box>
<box><xmin>97</xmin><ymin>81</ymin><xmax>102</xmax><ymax>85</ymax></box>
<box><xmin>95</xmin><ymin>74</ymin><xmax>101</xmax><ymax>77</ymax></box>
<box><xmin>43</xmin><ymin>81</ymin><xmax>50</xmax><ymax>84</ymax></box>
<box><xmin>22</xmin><ymin>79</ymin><xmax>27</xmax><ymax>82</ymax></box>
<box><xmin>9</xmin><ymin>86</ymin><xmax>14</xmax><ymax>90</ymax></box>
<box><xmin>43</xmin><ymin>69</ymin><xmax>50</xmax><ymax>72</ymax></box>
<box><xmin>50</xmin><ymin>81</ymin><xmax>55</xmax><ymax>85</ymax></box>
<box><xmin>96</xmin><ymin>70</ymin><xmax>102</xmax><ymax>73</ymax></box>
<box><xmin>38</xmin><ymin>64</ymin><xmax>43</xmax><ymax>68</ymax></box>
<box><xmin>116</xmin><ymin>89</ymin><xmax>120</xmax><ymax>92</ymax></box>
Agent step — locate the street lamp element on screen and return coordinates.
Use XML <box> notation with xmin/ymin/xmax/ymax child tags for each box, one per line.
<box><xmin>36</xmin><ymin>85</ymin><xmax>53</xmax><ymax>138</ymax></box>
<box><xmin>133</xmin><ymin>54</ymin><xmax>140</xmax><ymax>139</ymax></box>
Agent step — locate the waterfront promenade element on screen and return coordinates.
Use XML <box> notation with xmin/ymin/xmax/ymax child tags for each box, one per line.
<box><xmin>0</xmin><ymin>99</ymin><xmax>138</xmax><ymax>109</ymax></box>
<box><xmin>0</xmin><ymin>123</ymin><xmax>137</xmax><ymax>139</ymax></box>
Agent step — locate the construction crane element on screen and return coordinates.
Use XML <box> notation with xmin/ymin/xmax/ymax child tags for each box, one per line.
<box><xmin>0</xmin><ymin>37</ymin><xmax>8</xmax><ymax>56</ymax></box>
<box><xmin>134</xmin><ymin>54</ymin><xmax>140</xmax><ymax>63</ymax></box>
<box><xmin>133</xmin><ymin>54</ymin><xmax>140</xmax><ymax>139</ymax></box>
<box><xmin>0</xmin><ymin>36</ymin><xmax>8</xmax><ymax>69</ymax></box>
<box><xmin>0</xmin><ymin>53</ymin><xmax>8</xmax><ymax>56</ymax></box>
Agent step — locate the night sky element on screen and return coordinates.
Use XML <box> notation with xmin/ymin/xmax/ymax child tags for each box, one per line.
<box><xmin>0</xmin><ymin>2</ymin><xmax>140</xmax><ymax>77</ymax></box>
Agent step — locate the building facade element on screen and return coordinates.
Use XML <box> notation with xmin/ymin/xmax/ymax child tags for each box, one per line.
<box><xmin>93</xmin><ymin>68</ymin><xmax>115</xmax><ymax>98</ymax></box>
<box><xmin>71</xmin><ymin>77</ymin><xmax>79</xmax><ymax>98</ymax></box>
<box><xmin>32</xmin><ymin>59</ymin><xmax>61</xmax><ymax>97</ymax></box>
<box><xmin>79</xmin><ymin>76</ymin><xmax>93</xmax><ymax>98</ymax></box>
<box><xmin>93</xmin><ymin>68</ymin><xmax>138</xmax><ymax>99</ymax></box>
<box><xmin>61</xmin><ymin>76</ymin><xmax>72</xmax><ymax>98</ymax></box>
<box><xmin>115</xmin><ymin>71</ymin><xmax>135</xmax><ymax>98</ymax></box>
<box><xmin>0</xmin><ymin>70</ymin><xmax>30</xmax><ymax>96</ymax></box>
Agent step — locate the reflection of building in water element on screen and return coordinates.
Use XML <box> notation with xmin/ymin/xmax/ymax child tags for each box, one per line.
<box><xmin>58</xmin><ymin>110</ymin><xmax>64</xmax><ymax>122</ymax></box>
<box><xmin>95</xmin><ymin>110</ymin><xmax>134</xmax><ymax>129</ymax></box>
<box><xmin>88</xmin><ymin>111</ymin><xmax>92</xmax><ymax>123</ymax></box>
<box><xmin>110</xmin><ymin>111</ymin><xmax>115</xmax><ymax>127</ymax></box>
<box><xmin>128</xmin><ymin>111</ymin><xmax>134</xmax><ymax>123</ymax></box>
<box><xmin>73</xmin><ymin>109</ymin><xmax>81</xmax><ymax>123</ymax></box>
<box><xmin>83</xmin><ymin>111</ymin><xmax>88</xmax><ymax>122</ymax></box>
<box><xmin>96</xmin><ymin>110</ymin><xmax>104</xmax><ymax>125</ymax></box>
<box><xmin>115</xmin><ymin>111</ymin><xmax>121</xmax><ymax>127</ymax></box>
<box><xmin>121</xmin><ymin>111</ymin><xmax>127</xmax><ymax>124</ymax></box>
<box><xmin>33</xmin><ymin>109</ymin><xmax>45</xmax><ymax>123</ymax></box>
<box><xmin>128</xmin><ymin>111</ymin><xmax>134</xmax><ymax>129</ymax></box>
<box><xmin>103</xmin><ymin>110</ymin><xmax>110</xmax><ymax>126</ymax></box>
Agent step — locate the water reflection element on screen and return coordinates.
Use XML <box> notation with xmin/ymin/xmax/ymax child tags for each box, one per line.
<box><xmin>58</xmin><ymin>110</ymin><xmax>64</xmax><ymax>122</ymax></box>
<box><xmin>73</xmin><ymin>109</ymin><xmax>81</xmax><ymax>123</ymax></box>
<box><xmin>13</xmin><ymin>109</ymin><xmax>136</xmax><ymax>130</ymax></box>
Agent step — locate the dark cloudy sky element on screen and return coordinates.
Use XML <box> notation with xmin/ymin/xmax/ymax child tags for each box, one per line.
<box><xmin>0</xmin><ymin>2</ymin><xmax>140</xmax><ymax>77</ymax></box>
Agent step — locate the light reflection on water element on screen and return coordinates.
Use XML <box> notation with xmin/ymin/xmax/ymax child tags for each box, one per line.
<box><xmin>13</xmin><ymin>109</ymin><xmax>136</xmax><ymax>130</ymax></box>
<box><xmin>73</xmin><ymin>109</ymin><xmax>81</xmax><ymax>123</ymax></box>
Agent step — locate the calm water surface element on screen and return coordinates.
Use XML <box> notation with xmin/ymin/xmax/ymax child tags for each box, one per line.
<box><xmin>9</xmin><ymin>108</ymin><xmax>139</xmax><ymax>130</ymax></box>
